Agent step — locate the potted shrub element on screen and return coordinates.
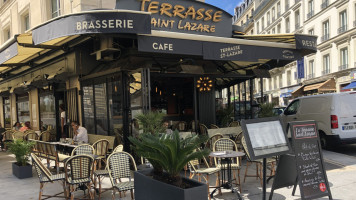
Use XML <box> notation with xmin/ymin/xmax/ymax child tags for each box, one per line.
<box><xmin>7</xmin><ymin>139</ymin><xmax>35</xmax><ymax>179</ymax></box>
<box><xmin>258</xmin><ymin>102</ymin><xmax>277</xmax><ymax>118</ymax></box>
<box><xmin>135</xmin><ymin>111</ymin><xmax>166</xmax><ymax>134</ymax></box>
<box><xmin>129</xmin><ymin>131</ymin><xmax>210</xmax><ymax>200</ymax></box>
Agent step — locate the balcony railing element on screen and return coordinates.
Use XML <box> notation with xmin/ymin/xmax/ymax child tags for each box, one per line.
<box><xmin>339</xmin><ymin>64</ymin><xmax>348</xmax><ymax>71</ymax></box>
<box><xmin>321</xmin><ymin>34</ymin><xmax>329</xmax><ymax>42</ymax></box>
<box><xmin>295</xmin><ymin>23</ymin><xmax>300</xmax><ymax>30</ymax></box>
<box><xmin>307</xmin><ymin>73</ymin><xmax>315</xmax><ymax>79</ymax></box>
<box><xmin>285</xmin><ymin>4</ymin><xmax>289</xmax><ymax>11</ymax></box>
<box><xmin>338</xmin><ymin>25</ymin><xmax>348</xmax><ymax>34</ymax></box>
<box><xmin>307</xmin><ymin>11</ymin><xmax>314</xmax><ymax>19</ymax></box>
<box><xmin>321</xmin><ymin>69</ymin><xmax>330</xmax><ymax>75</ymax></box>
<box><xmin>321</xmin><ymin>0</ymin><xmax>329</xmax><ymax>9</ymax></box>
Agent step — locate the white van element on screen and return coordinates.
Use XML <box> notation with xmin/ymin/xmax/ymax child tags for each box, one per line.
<box><xmin>280</xmin><ymin>91</ymin><xmax>356</xmax><ymax>148</ymax></box>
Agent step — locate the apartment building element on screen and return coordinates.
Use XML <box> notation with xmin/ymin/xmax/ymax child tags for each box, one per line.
<box><xmin>235</xmin><ymin>0</ymin><xmax>356</xmax><ymax>106</ymax></box>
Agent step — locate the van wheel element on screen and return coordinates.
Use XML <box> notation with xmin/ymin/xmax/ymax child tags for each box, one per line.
<box><xmin>319</xmin><ymin>132</ymin><xmax>329</xmax><ymax>149</ymax></box>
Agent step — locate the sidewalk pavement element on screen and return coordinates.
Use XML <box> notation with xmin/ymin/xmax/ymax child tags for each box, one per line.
<box><xmin>0</xmin><ymin>149</ymin><xmax>356</xmax><ymax>199</ymax></box>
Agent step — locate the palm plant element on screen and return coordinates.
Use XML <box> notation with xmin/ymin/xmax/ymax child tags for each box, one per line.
<box><xmin>135</xmin><ymin>111</ymin><xmax>166</xmax><ymax>134</ymax></box>
<box><xmin>258</xmin><ymin>102</ymin><xmax>277</xmax><ymax>118</ymax></box>
<box><xmin>7</xmin><ymin>139</ymin><xmax>35</xmax><ymax>166</ymax></box>
<box><xmin>129</xmin><ymin>131</ymin><xmax>209</xmax><ymax>187</ymax></box>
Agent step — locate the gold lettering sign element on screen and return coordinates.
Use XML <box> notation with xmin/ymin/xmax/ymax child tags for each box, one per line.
<box><xmin>140</xmin><ymin>0</ymin><xmax>223</xmax><ymax>34</ymax></box>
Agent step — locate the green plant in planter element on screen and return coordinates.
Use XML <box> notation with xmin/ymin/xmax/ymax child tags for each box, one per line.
<box><xmin>129</xmin><ymin>131</ymin><xmax>209</xmax><ymax>187</ymax></box>
<box><xmin>258</xmin><ymin>102</ymin><xmax>277</xmax><ymax>118</ymax></box>
<box><xmin>216</xmin><ymin>105</ymin><xmax>234</xmax><ymax>127</ymax></box>
<box><xmin>135</xmin><ymin>111</ymin><xmax>166</xmax><ymax>134</ymax></box>
<box><xmin>7</xmin><ymin>139</ymin><xmax>35</xmax><ymax>166</ymax></box>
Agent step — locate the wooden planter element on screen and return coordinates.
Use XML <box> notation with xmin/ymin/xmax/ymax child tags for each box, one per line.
<box><xmin>135</xmin><ymin>169</ymin><xmax>208</xmax><ymax>200</ymax></box>
<box><xmin>12</xmin><ymin>162</ymin><xmax>32</xmax><ymax>179</ymax></box>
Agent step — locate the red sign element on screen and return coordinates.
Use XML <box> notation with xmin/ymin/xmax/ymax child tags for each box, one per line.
<box><xmin>319</xmin><ymin>183</ymin><xmax>326</xmax><ymax>192</ymax></box>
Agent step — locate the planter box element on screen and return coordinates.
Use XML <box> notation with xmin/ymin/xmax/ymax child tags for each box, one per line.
<box><xmin>135</xmin><ymin>169</ymin><xmax>207</xmax><ymax>200</ymax></box>
<box><xmin>12</xmin><ymin>162</ymin><xmax>33</xmax><ymax>179</ymax></box>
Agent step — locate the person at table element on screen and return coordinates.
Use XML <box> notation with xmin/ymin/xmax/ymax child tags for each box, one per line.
<box><xmin>19</xmin><ymin>121</ymin><xmax>31</xmax><ymax>132</ymax></box>
<box><xmin>71</xmin><ymin>121</ymin><xmax>88</xmax><ymax>143</ymax></box>
<box><xmin>13</xmin><ymin>122</ymin><xmax>22</xmax><ymax>131</ymax></box>
<box><xmin>163</xmin><ymin>121</ymin><xmax>173</xmax><ymax>134</ymax></box>
<box><xmin>59</xmin><ymin>104</ymin><xmax>68</xmax><ymax>138</ymax></box>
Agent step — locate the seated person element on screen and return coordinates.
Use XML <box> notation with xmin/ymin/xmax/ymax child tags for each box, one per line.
<box><xmin>19</xmin><ymin>121</ymin><xmax>31</xmax><ymax>132</ymax></box>
<box><xmin>163</xmin><ymin>121</ymin><xmax>173</xmax><ymax>134</ymax></box>
<box><xmin>13</xmin><ymin>122</ymin><xmax>22</xmax><ymax>131</ymax></box>
<box><xmin>71</xmin><ymin>121</ymin><xmax>88</xmax><ymax>143</ymax></box>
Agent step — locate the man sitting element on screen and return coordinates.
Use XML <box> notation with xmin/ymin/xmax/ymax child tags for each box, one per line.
<box><xmin>71</xmin><ymin>121</ymin><xmax>88</xmax><ymax>144</ymax></box>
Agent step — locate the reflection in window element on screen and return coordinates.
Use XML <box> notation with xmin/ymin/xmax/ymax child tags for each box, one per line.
<box><xmin>109</xmin><ymin>78</ymin><xmax>123</xmax><ymax>136</ymax></box>
<box><xmin>95</xmin><ymin>83</ymin><xmax>108</xmax><ymax>135</ymax></box>
<box><xmin>3</xmin><ymin>97</ymin><xmax>10</xmax><ymax>128</ymax></box>
<box><xmin>83</xmin><ymin>86</ymin><xmax>95</xmax><ymax>134</ymax></box>
<box><xmin>17</xmin><ymin>95</ymin><xmax>30</xmax><ymax>123</ymax></box>
<box><xmin>39</xmin><ymin>93</ymin><xmax>55</xmax><ymax>131</ymax></box>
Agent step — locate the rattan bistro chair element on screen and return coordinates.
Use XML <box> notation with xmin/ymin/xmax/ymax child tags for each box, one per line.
<box><xmin>71</xmin><ymin>144</ymin><xmax>95</xmax><ymax>156</ymax></box>
<box><xmin>2</xmin><ymin>130</ymin><xmax>13</xmax><ymax>150</ymax></box>
<box><xmin>31</xmin><ymin>153</ymin><xmax>66</xmax><ymax>200</ymax></box>
<box><xmin>64</xmin><ymin>155</ymin><xmax>95</xmax><ymax>200</ymax></box>
<box><xmin>107</xmin><ymin>151</ymin><xmax>137</xmax><ymax>200</ymax></box>
<box><xmin>40</xmin><ymin>131</ymin><xmax>51</xmax><ymax>142</ymax></box>
<box><xmin>92</xmin><ymin>139</ymin><xmax>109</xmax><ymax>169</ymax></box>
<box><xmin>188</xmin><ymin>154</ymin><xmax>221</xmax><ymax>200</ymax></box>
<box><xmin>25</xmin><ymin>131</ymin><xmax>39</xmax><ymax>140</ymax></box>
<box><xmin>213</xmin><ymin>138</ymin><xmax>242</xmax><ymax>192</ymax></box>
<box><xmin>113</xmin><ymin>144</ymin><xmax>123</xmax><ymax>153</ymax></box>
<box><xmin>12</xmin><ymin>131</ymin><xmax>24</xmax><ymax>140</ymax></box>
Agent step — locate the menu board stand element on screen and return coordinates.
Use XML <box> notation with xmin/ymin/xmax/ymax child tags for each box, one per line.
<box><xmin>241</xmin><ymin>117</ymin><xmax>291</xmax><ymax>200</ymax></box>
<box><xmin>270</xmin><ymin>121</ymin><xmax>332</xmax><ymax>200</ymax></box>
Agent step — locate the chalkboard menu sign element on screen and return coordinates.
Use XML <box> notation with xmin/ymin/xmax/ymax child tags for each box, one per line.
<box><xmin>290</xmin><ymin>121</ymin><xmax>332</xmax><ymax>200</ymax></box>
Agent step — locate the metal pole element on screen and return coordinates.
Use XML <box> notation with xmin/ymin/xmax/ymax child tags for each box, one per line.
<box><xmin>263</xmin><ymin>158</ymin><xmax>267</xmax><ymax>200</ymax></box>
<box><xmin>193</xmin><ymin>77</ymin><xmax>198</xmax><ymax>133</ymax></box>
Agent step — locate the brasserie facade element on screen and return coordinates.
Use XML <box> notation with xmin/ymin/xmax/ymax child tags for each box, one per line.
<box><xmin>0</xmin><ymin>0</ymin><xmax>316</xmax><ymax>150</ymax></box>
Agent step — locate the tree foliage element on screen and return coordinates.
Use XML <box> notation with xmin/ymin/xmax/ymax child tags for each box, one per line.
<box><xmin>7</xmin><ymin>139</ymin><xmax>35</xmax><ymax>166</ymax></box>
<box><xmin>135</xmin><ymin>111</ymin><xmax>166</xmax><ymax>134</ymax></box>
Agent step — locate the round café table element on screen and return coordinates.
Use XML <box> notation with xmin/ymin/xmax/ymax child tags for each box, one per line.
<box><xmin>209</xmin><ymin>151</ymin><xmax>245</xmax><ymax>200</ymax></box>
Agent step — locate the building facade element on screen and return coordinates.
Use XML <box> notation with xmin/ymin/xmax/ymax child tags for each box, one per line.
<box><xmin>235</xmin><ymin>0</ymin><xmax>356</xmax><ymax>106</ymax></box>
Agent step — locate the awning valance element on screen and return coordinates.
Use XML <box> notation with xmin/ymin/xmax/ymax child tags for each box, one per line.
<box><xmin>342</xmin><ymin>81</ymin><xmax>356</xmax><ymax>90</ymax></box>
<box><xmin>303</xmin><ymin>79</ymin><xmax>336</xmax><ymax>92</ymax></box>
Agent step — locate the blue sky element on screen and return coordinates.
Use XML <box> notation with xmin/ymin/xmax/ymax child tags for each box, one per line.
<box><xmin>205</xmin><ymin>0</ymin><xmax>244</xmax><ymax>15</ymax></box>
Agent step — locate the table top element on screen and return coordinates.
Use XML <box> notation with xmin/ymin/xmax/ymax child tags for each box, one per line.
<box><xmin>209</xmin><ymin>151</ymin><xmax>245</xmax><ymax>158</ymax></box>
<box><xmin>51</xmin><ymin>142</ymin><xmax>77</xmax><ymax>148</ymax></box>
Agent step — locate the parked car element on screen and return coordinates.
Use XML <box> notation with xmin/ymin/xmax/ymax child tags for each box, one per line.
<box><xmin>273</xmin><ymin>107</ymin><xmax>286</xmax><ymax>116</ymax></box>
<box><xmin>280</xmin><ymin>92</ymin><xmax>356</xmax><ymax>148</ymax></box>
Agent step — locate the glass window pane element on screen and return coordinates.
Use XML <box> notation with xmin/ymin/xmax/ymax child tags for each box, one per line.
<box><xmin>83</xmin><ymin>86</ymin><xmax>95</xmax><ymax>134</ymax></box>
<box><xmin>95</xmin><ymin>83</ymin><xmax>108</xmax><ymax>135</ymax></box>
<box><xmin>130</xmin><ymin>72</ymin><xmax>142</xmax><ymax>108</ymax></box>
<box><xmin>3</xmin><ymin>97</ymin><xmax>11</xmax><ymax>128</ymax></box>
<box><xmin>39</xmin><ymin>94</ymin><xmax>55</xmax><ymax>131</ymax></box>
<box><xmin>17</xmin><ymin>95</ymin><xmax>30</xmax><ymax>123</ymax></box>
<box><xmin>108</xmin><ymin>78</ymin><xmax>123</xmax><ymax>136</ymax></box>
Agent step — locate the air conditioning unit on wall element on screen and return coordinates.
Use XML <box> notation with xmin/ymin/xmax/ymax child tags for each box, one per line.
<box><xmin>91</xmin><ymin>36</ymin><xmax>120</xmax><ymax>61</ymax></box>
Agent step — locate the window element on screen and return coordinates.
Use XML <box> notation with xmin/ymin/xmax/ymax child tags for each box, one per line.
<box><xmin>3</xmin><ymin>97</ymin><xmax>10</xmax><ymax>128</ymax></box>
<box><xmin>257</xmin><ymin>21</ymin><xmax>260</xmax><ymax>33</ymax></box>
<box><xmin>285</xmin><ymin>0</ymin><xmax>289</xmax><ymax>11</ymax></box>
<box><xmin>307</xmin><ymin>0</ymin><xmax>314</xmax><ymax>19</ymax></box>
<box><xmin>274</xmin><ymin>77</ymin><xmax>277</xmax><ymax>89</ymax></box>
<box><xmin>272</xmin><ymin>7</ymin><xmax>276</xmax><ymax>21</ymax></box>
<box><xmin>285</xmin><ymin>17</ymin><xmax>290</xmax><ymax>33</ymax></box>
<box><xmin>246</xmin><ymin>15</ymin><xmax>249</xmax><ymax>21</ymax></box>
<box><xmin>322</xmin><ymin>54</ymin><xmax>330</xmax><ymax>75</ymax></box>
<box><xmin>17</xmin><ymin>94</ymin><xmax>30</xmax><ymax>123</ymax></box>
<box><xmin>284</xmin><ymin>100</ymin><xmax>300</xmax><ymax>115</ymax></box>
<box><xmin>277</xmin><ymin>2</ymin><xmax>281</xmax><ymax>16</ymax></box>
<box><xmin>39</xmin><ymin>92</ymin><xmax>56</xmax><ymax>131</ymax></box>
<box><xmin>321</xmin><ymin>0</ymin><xmax>329</xmax><ymax>9</ymax></box>
<box><xmin>267</xmin><ymin>12</ymin><xmax>270</xmax><ymax>25</ymax></box>
<box><xmin>272</xmin><ymin>28</ymin><xmax>276</xmax><ymax>34</ymax></box>
<box><xmin>339</xmin><ymin>10</ymin><xmax>347</xmax><ymax>34</ymax></box>
<box><xmin>262</xmin><ymin>17</ymin><xmax>265</xmax><ymax>30</ymax></box>
<box><xmin>277</xmin><ymin>24</ymin><xmax>281</xmax><ymax>33</ymax></box>
<box><xmin>308</xmin><ymin>60</ymin><xmax>314</xmax><ymax>79</ymax></box>
<box><xmin>82</xmin><ymin>74</ymin><xmax>125</xmax><ymax>136</ymax></box>
<box><xmin>295</xmin><ymin>10</ymin><xmax>300</xmax><ymax>29</ymax></box>
<box><xmin>22</xmin><ymin>14</ymin><xmax>30</xmax><ymax>32</ymax></box>
<box><xmin>308</xmin><ymin>28</ymin><xmax>314</xmax><ymax>35</ymax></box>
<box><xmin>340</xmin><ymin>47</ymin><xmax>348</xmax><ymax>70</ymax></box>
<box><xmin>287</xmin><ymin>71</ymin><xmax>291</xmax><ymax>85</ymax></box>
<box><xmin>279</xmin><ymin>74</ymin><xmax>282</xmax><ymax>87</ymax></box>
<box><xmin>51</xmin><ymin>0</ymin><xmax>60</xmax><ymax>18</ymax></box>
<box><xmin>3</xmin><ymin>28</ymin><xmax>10</xmax><ymax>42</ymax></box>
<box><xmin>269</xmin><ymin>78</ymin><xmax>272</xmax><ymax>90</ymax></box>
<box><xmin>322</xmin><ymin>20</ymin><xmax>329</xmax><ymax>41</ymax></box>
